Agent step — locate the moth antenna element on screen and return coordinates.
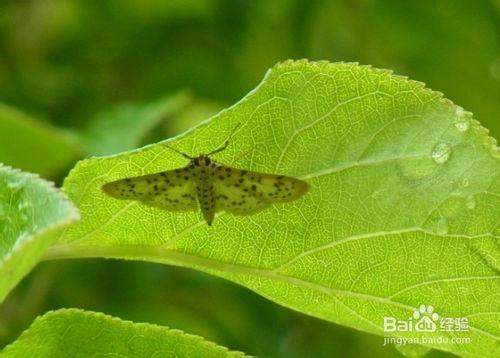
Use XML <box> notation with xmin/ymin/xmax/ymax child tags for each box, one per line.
<box><xmin>207</xmin><ymin>122</ymin><xmax>242</xmax><ymax>156</ymax></box>
<box><xmin>163</xmin><ymin>144</ymin><xmax>195</xmax><ymax>160</ymax></box>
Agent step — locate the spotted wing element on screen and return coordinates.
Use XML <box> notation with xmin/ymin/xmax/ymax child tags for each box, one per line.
<box><xmin>101</xmin><ymin>167</ymin><xmax>198</xmax><ymax>211</ymax></box>
<box><xmin>212</xmin><ymin>164</ymin><xmax>309</xmax><ymax>215</ymax></box>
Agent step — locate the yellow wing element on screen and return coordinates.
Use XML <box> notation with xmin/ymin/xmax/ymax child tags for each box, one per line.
<box><xmin>101</xmin><ymin>167</ymin><xmax>198</xmax><ymax>211</ymax></box>
<box><xmin>212</xmin><ymin>164</ymin><xmax>309</xmax><ymax>215</ymax></box>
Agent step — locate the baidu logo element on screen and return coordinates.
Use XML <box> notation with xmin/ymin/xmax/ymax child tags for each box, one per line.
<box><xmin>383</xmin><ymin>304</ymin><xmax>468</xmax><ymax>333</ymax></box>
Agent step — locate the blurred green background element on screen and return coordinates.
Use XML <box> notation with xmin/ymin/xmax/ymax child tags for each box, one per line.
<box><xmin>0</xmin><ymin>1</ymin><xmax>498</xmax><ymax>357</ymax></box>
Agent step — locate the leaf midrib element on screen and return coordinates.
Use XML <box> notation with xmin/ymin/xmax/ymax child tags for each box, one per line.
<box><xmin>64</xmin><ymin>152</ymin><xmax>431</xmax><ymax>243</ymax></box>
<box><xmin>43</xmin><ymin>234</ymin><xmax>499</xmax><ymax>344</ymax></box>
<box><xmin>63</xmin><ymin>149</ymin><xmax>497</xmax><ymax>252</ymax></box>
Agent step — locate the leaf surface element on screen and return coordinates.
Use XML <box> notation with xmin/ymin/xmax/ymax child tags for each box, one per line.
<box><xmin>0</xmin><ymin>165</ymin><xmax>79</xmax><ymax>302</ymax></box>
<box><xmin>1</xmin><ymin>309</ymin><xmax>245</xmax><ymax>357</ymax></box>
<box><xmin>49</xmin><ymin>61</ymin><xmax>500</xmax><ymax>356</ymax></box>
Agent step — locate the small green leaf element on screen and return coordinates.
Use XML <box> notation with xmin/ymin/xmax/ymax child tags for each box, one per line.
<box><xmin>47</xmin><ymin>61</ymin><xmax>499</xmax><ymax>357</ymax></box>
<box><xmin>0</xmin><ymin>165</ymin><xmax>79</xmax><ymax>302</ymax></box>
<box><xmin>82</xmin><ymin>91</ymin><xmax>191</xmax><ymax>156</ymax></box>
<box><xmin>1</xmin><ymin>309</ymin><xmax>246</xmax><ymax>357</ymax></box>
<box><xmin>0</xmin><ymin>103</ymin><xmax>82</xmax><ymax>178</ymax></box>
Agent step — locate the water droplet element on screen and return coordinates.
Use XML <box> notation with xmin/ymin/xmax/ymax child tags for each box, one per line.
<box><xmin>436</xmin><ymin>218</ymin><xmax>448</xmax><ymax>235</ymax></box>
<box><xmin>371</xmin><ymin>189</ymin><xmax>387</xmax><ymax>199</ymax></box>
<box><xmin>426</xmin><ymin>272</ymin><xmax>439</xmax><ymax>280</ymax></box>
<box><xmin>454</xmin><ymin>119</ymin><xmax>469</xmax><ymax>132</ymax></box>
<box><xmin>465</xmin><ymin>195</ymin><xmax>476</xmax><ymax>210</ymax></box>
<box><xmin>398</xmin><ymin>158</ymin><xmax>436</xmax><ymax>181</ymax></box>
<box><xmin>455</xmin><ymin>106</ymin><xmax>465</xmax><ymax>117</ymax></box>
<box><xmin>490</xmin><ymin>56</ymin><xmax>500</xmax><ymax>81</ymax></box>
<box><xmin>431</xmin><ymin>143</ymin><xmax>451</xmax><ymax>164</ymax></box>
<box><xmin>453</xmin><ymin>106</ymin><xmax>470</xmax><ymax>132</ymax></box>
<box><xmin>490</xmin><ymin>144</ymin><xmax>500</xmax><ymax>159</ymax></box>
<box><xmin>461</xmin><ymin>178</ymin><xmax>470</xmax><ymax>187</ymax></box>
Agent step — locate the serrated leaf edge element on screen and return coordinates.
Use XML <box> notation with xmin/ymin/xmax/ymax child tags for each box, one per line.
<box><xmin>0</xmin><ymin>164</ymin><xmax>80</xmax><ymax>271</ymax></box>
<box><xmin>2</xmin><ymin>308</ymin><xmax>248</xmax><ymax>357</ymax></box>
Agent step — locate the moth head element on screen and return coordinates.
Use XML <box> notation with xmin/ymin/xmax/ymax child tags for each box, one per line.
<box><xmin>193</xmin><ymin>155</ymin><xmax>211</xmax><ymax>166</ymax></box>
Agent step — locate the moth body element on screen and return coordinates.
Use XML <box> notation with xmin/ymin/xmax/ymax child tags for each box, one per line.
<box><xmin>192</xmin><ymin>155</ymin><xmax>217</xmax><ymax>225</ymax></box>
<box><xmin>101</xmin><ymin>129</ymin><xmax>310</xmax><ymax>226</ymax></box>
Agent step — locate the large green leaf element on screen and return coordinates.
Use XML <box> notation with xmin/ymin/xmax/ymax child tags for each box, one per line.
<box><xmin>0</xmin><ymin>104</ymin><xmax>81</xmax><ymax>178</ymax></box>
<box><xmin>1</xmin><ymin>309</ymin><xmax>245</xmax><ymax>357</ymax></box>
<box><xmin>0</xmin><ymin>165</ymin><xmax>79</xmax><ymax>302</ymax></box>
<box><xmin>45</xmin><ymin>61</ymin><xmax>499</xmax><ymax>356</ymax></box>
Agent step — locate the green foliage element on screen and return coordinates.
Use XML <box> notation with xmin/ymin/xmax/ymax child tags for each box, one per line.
<box><xmin>1</xmin><ymin>309</ymin><xmax>245</xmax><ymax>357</ymax></box>
<box><xmin>0</xmin><ymin>104</ymin><xmax>81</xmax><ymax>178</ymax></box>
<box><xmin>307</xmin><ymin>1</ymin><xmax>500</xmax><ymax>140</ymax></box>
<box><xmin>1</xmin><ymin>1</ymin><xmax>498</xmax><ymax>140</ymax></box>
<box><xmin>1</xmin><ymin>1</ymin><xmax>498</xmax><ymax>356</ymax></box>
<box><xmin>82</xmin><ymin>91</ymin><xmax>191</xmax><ymax>156</ymax></box>
<box><xmin>32</xmin><ymin>61</ymin><xmax>498</xmax><ymax>356</ymax></box>
<box><xmin>0</xmin><ymin>165</ymin><xmax>79</xmax><ymax>302</ymax></box>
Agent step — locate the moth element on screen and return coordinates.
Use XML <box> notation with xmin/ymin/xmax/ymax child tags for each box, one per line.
<box><xmin>101</xmin><ymin>126</ymin><xmax>309</xmax><ymax>225</ymax></box>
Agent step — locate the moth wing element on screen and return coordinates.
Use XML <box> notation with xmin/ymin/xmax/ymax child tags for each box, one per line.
<box><xmin>101</xmin><ymin>168</ymin><xmax>198</xmax><ymax>211</ymax></box>
<box><xmin>253</xmin><ymin>173</ymin><xmax>309</xmax><ymax>203</ymax></box>
<box><xmin>213</xmin><ymin>184</ymin><xmax>271</xmax><ymax>215</ymax></box>
<box><xmin>212</xmin><ymin>164</ymin><xmax>308</xmax><ymax>215</ymax></box>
